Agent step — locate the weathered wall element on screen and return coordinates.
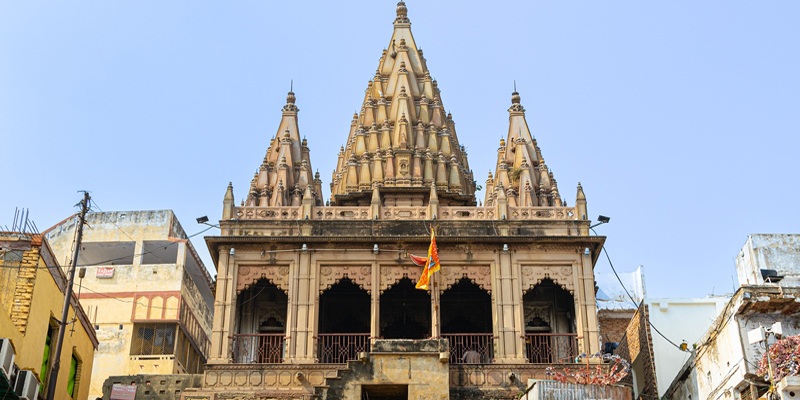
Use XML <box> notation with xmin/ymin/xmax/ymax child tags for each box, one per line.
<box><xmin>0</xmin><ymin>234</ymin><xmax>96</xmax><ymax>400</ymax></box>
<box><xmin>598</xmin><ymin>311</ymin><xmax>634</xmax><ymax>346</ymax></box>
<box><xmin>615</xmin><ymin>303</ymin><xmax>657</xmax><ymax>400</ymax></box>
<box><xmin>102</xmin><ymin>374</ymin><xmax>202</xmax><ymax>400</ymax></box>
<box><xmin>736</xmin><ymin>234</ymin><xmax>800</xmax><ymax>286</ymax></box>
<box><xmin>645</xmin><ymin>297</ymin><xmax>728</xmax><ymax>396</ymax></box>
<box><xmin>45</xmin><ymin>210</ymin><xmax>215</xmax><ymax>399</ymax></box>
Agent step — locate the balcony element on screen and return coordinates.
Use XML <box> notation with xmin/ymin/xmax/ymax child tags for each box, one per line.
<box><xmin>525</xmin><ymin>333</ymin><xmax>578</xmax><ymax>363</ymax></box>
<box><xmin>442</xmin><ymin>334</ymin><xmax>494</xmax><ymax>364</ymax></box>
<box><xmin>232</xmin><ymin>334</ymin><xmax>285</xmax><ymax>363</ymax></box>
<box><xmin>317</xmin><ymin>334</ymin><xmax>371</xmax><ymax>364</ymax></box>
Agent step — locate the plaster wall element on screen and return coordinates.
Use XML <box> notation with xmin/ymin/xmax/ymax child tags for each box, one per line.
<box><xmin>645</xmin><ymin>297</ymin><xmax>729</xmax><ymax>396</ymax></box>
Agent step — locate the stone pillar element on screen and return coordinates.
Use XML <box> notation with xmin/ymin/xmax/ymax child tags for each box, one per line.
<box><xmin>579</xmin><ymin>251</ymin><xmax>600</xmax><ymax>356</ymax></box>
<box><xmin>209</xmin><ymin>246</ymin><xmax>236</xmax><ymax>363</ymax></box>
<box><xmin>285</xmin><ymin>248</ymin><xmax>316</xmax><ymax>363</ymax></box>
<box><xmin>133</xmin><ymin>241</ymin><xmax>144</xmax><ymax>267</ymax></box>
<box><xmin>370</xmin><ymin>261</ymin><xmax>380</xmax><ymax>343</ymax></box>
<box><xmin>176</xmin><ymin>242</ymin><xmax>187</xmax><ymax>269</ymax></box>
<box><xmin>492</xmin><ymin>246</ymin><xmax>527</xmax><ymax>362</ymax></box>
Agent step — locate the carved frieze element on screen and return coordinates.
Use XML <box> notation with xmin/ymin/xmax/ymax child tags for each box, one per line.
<box><xmin>318</xmin><ymin>265</ymin><xmax>372</xmax><ymax>294</ymax></box>
<box><xmin>237</xmin><ymin>265</ymin><xmax>290</xmax><ymax>294</ymax></box>
<box><xmin>521</xmin><ymin>265</ymin><xmax>575</xmax><ymax>294</ymax></box>
<box><xmin>440</xmin><ymin>265</ymin><xmax>492</xmax><ymax>293</ymax></box>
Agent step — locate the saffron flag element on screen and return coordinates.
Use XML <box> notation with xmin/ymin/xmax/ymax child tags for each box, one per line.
<box><xmin>415</xmin><ymin>228</ymin><xmax>440</xmax><ymax>290</ymax></box>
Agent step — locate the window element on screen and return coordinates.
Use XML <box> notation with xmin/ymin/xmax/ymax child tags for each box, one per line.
<box><xmin>130</xmin><ymin>323</ymin><xmax>177</xmax><ymax>356</ymax></box>
<box><xmin>67</xmin><ymin>354</ymin><xmax>81</xmax><ymax>398</ymax></box>
<box><xmin>40</xmin><ymin>321</ymin><xmax>57</xmax><ymax>394</ymax></box>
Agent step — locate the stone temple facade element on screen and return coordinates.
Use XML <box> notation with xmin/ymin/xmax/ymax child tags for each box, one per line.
<box><xmin>189</xmin><ymin>3</ymin><xmax>606</xmax><ymax>399</ymax></box>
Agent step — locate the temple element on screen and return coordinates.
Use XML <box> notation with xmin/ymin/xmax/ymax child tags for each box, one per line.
<box><xmin>193</xmin><ymin>3</ymin><xmax>605</xmax><ymax>399</ymax></box>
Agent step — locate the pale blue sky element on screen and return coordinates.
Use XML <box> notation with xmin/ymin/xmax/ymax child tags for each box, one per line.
<box><xmin>2</xmin><ymin>1</ymin><xmax>798</xmax><ymax>299</ymax></box>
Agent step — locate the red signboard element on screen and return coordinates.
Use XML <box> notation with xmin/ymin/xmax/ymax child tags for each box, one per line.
<box><xmin>110</xmin><ymin>384</ymin><xmax>136</xmax><ymax>400</ymax></box>
<box><xmin>96</xmin><ymin>267</ymin><xmax>115</xmax><ymax>278</ymax></box>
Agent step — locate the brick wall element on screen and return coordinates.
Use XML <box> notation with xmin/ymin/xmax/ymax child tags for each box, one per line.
<box><xmin>11</xmin><ymin>245</ymin><xmax>39</xmax><ymax>334</ymax></box>
<box><xmin>614</xmin><ymin>303</ymin><xmax>657</xmax><ymax>400</ymax></box>
<box><xmin>598</xmin><ymin>311</ymin><xmax>634</xmax><ymax>346</ymax></box>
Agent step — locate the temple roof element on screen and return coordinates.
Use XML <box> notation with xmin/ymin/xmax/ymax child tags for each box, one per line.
<box><xmin>329</xmin><ymin>1</ymin><xmax>476</xmax><ymax>206</ymax></box>
<box><xmin>485</xmin><ymin>90</ymin><xmax>564</xmax><ymax>208</ymax></box>
<box><xmin>244</xmin><ymin>90</ymin><xmax>323</xmax><ymax>207</ymax></box>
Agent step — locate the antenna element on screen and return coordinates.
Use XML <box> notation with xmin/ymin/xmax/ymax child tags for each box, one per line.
<box><xmin>290</xmin><ymin>79</ymin><xmax>293</xmax><ymax>92</ymax></box>
<box><xmin>514</xmin><ymin>80</ymin><xmax>517</xmax><ymax>92</ymax></box>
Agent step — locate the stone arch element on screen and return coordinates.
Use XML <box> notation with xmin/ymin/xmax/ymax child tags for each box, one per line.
<box><xmin>237</xmin><ymin>265</ymin><xmax>290</xmax><ymax>294</ymax></box>
<box><xmin>318</xmin><ymin>265</ymin><xmax>372</xmax><ymax>294</ymax></box>
<box><xmin>521</xmin><ymin>265</ymin><xmax>574</xmax><ymax>295</ymax></box>
<box><xmin>439</xmin><ymin>265</ymin><xmax>492</xmax><ymax>293</ymax></box>
<box><xmin>318</xmin><ymin>277</ymin><xmax>370</xmax><ymax>334</ymax></box>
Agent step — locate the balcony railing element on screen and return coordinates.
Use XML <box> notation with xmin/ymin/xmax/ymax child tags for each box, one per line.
<box><xmin>525</xmin><ymin>333</ymin><xmax>578</xmax><ymax>363</ymax></box>
<box><xmin>317</xmin><ymin>333</ymin><xmax>371</xmax><ymax>364</ymax></box>
<box><xmin>232</xmin><ymin>334</ymin><xmax>285</xmax><ymax>363</ymax></box>
<box><xmin>442</xmin><ymin>333</ymin><xmax>494</xmax><ymax>364</ymax></box>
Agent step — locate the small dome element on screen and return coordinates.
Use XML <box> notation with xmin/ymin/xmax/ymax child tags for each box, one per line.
<box><xmin>511</xmin><ymin>91</ymin><xmax>521</xmax><ymax>105</ymax></box>
<box><xmin>287</xmin><ymin>90</ymin><xmax>296</xmax><ymax>104</ymax></box>
<box><xmin>396</xmin><ymin>1</ymin><xmax>407</xmax><ymax>17</ymax></box>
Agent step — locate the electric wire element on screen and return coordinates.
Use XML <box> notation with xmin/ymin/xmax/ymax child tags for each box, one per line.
<box><xmin>591</xmin><ymin>227</ymin><xmax>686</xmax><ymax>352</ymax></box>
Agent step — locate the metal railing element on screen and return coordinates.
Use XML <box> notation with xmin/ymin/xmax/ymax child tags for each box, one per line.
<box><xmin>317</xmin><ymin>333</ymin><xmax>371</xmax><ymax>364</ymax></box>
<box><xmin>525</xmin><ymin>333</ymin><xmax>578</xmax><ymax>363</ymax></box>
<box><xmin>232</xmin><ymin>334</ymin><xmax>285</xmax><ymax>363</ymax></box>
<box><xmin>443</xmin><ymin>333</ymin><xmax>494</xmax><ymax>364</ymax></box>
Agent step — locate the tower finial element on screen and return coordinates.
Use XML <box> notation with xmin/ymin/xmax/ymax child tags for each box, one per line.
<box><xmin>395</xmin><ymin>1</ymin><xmax>409</xmax><ymax>23</ymax></box>
<box><xmin>291</xmin><ymin>79</ymin><xmax>293</xmax><ymax>92</ymax></box>
<box><xmin>514</xmin><ymin>80</ymin><xmax>517</xmax><ymax>92</ymax></box>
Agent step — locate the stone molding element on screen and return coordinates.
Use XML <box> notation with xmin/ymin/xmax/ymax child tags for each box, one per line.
<box><xmin>520</xmin><ymin>265</ymin><xmax>575</xmax><ymax>294</ymax></box>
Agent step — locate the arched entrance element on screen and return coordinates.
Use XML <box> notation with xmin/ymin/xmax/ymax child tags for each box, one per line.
<box><xmin>440</xmin><ymin>277</ymin><xmax>493</xmax><ymax>363</ymax></box>
<box><xmin>523</xmin><ymin>278</ymin><xmax>576</xmax><ymax>363</ymax></box>
<box><xmin>380</xmin><ymin>277</ymin><xmax>431</xmax><ymax>339</ymax></box>
<box><xmin>234</xmin><ymin>279</ymin><xmax>287</xmax><ymax>363</ymax></box>
<box><xmin>317</xmin><ymin>277</ymin><xmax>371</xmax><ymax>363</ymax></box>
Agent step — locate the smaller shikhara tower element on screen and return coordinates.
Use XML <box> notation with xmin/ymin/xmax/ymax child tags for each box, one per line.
<box><xmin>201</xmin><ymin>3</ymin><xmax>605</xmax><ymax>400</ymax></box>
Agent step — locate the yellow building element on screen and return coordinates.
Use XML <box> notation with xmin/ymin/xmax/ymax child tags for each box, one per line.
<box><xmin>45</xmin><ymin>210</ymin><xmax>214</xmax><ymax>400</ymax></box>
<box><xmin>0</xmin><ymin>232</ymin><xmax>98</xmax><ymax>400</ymax></box>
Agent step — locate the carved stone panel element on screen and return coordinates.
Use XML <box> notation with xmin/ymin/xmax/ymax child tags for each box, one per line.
<box><xmin>237</xmin><ymin>265</ymin><xmax>290</xmax><ymax>294</ymax></box>
<box><xmin>318</xmin><ymin>265</ymin><xmax>372</xmax><ymax>294</ymax></box>
<box><xmin>521</xmin><ymin>265</ymin><xmax>574</xmax><ymax>294</ymax></box>
<box><xmin>440</xmin><ymin>265</ymin><xmax>492</xmax><ymax>293</ymax></box>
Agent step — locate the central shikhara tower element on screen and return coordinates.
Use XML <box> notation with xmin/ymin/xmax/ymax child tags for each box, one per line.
<box><xmin>200</xmin><ymin>3</ymin><xmax>605</xmax><ymax>400</ymax></box>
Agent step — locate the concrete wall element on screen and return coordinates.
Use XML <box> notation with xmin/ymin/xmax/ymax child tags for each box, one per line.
<box><xmin>737</xmin><ymin>234</ymin><xmax>800</xmax><ymax>287</ymax></box>
<box><xmin>645</xmin><ymin>297</ymin><xmax>729</xmax><ymax>396</ymax></box>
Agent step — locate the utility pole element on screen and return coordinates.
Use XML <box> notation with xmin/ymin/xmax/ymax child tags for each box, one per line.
<box><xmin>46</xmin><ymin>191</ymin><xmax>90</xmax><ymax>400</ymax></box>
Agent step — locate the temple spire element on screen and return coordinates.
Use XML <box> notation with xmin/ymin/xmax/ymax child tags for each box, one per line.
<box><xmin>330</xmin><ymin>2</ymin><xmax>475</xmax><ymax>206</ymax></box>
<box><xmin>245</xmin><ymin>91</ymin><xmax>322</xmax><ymax>207</ymax></box>
<box><xmin>485</xmin><ymin>90</ymin><xmax>565</xmax><ymax>208</ymax></box>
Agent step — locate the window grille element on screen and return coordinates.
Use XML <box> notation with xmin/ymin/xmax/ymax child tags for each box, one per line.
<box><xmin>130</xmin><ymin>323</ymin><xmax>178</xmax><ymax>356</ymax></box>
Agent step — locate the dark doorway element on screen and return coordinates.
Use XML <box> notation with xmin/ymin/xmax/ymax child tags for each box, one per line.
<box><xmin>440</xmin><ymin>277</ymin><xmax>492</xmax><ymax>334</ymax></box>
<box><xmin>380</xmin><ymin>277</ymin><xmax>431</xmax><ymax>339</ymax></box>
<box><xmin>318</xmin><ymin>277</ymin><xmax>371</xmax><ymax>363</ymax></box>
<box><xmin>362</xmin><ymin>385</ymin><xmax>408</xmax><ymax>400</ymax></box>
<box><xmin>522</xmin><ymin>278</ymin><xmax>576</xmax><ymax>363</ymax></box>
<box><xmin>235</xmin><ymin>279</ymin><xmax>288</xmax><ymax>363</ymax></box>
<box><xmin>440</xmin><ymin>277</ymin><xmax>493</xmax><ymax>363</ymax></box>
<box><xmin>318</xmin><ymin>277</ymin><xmax>370</xmax><ymax>334</ymax></box>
